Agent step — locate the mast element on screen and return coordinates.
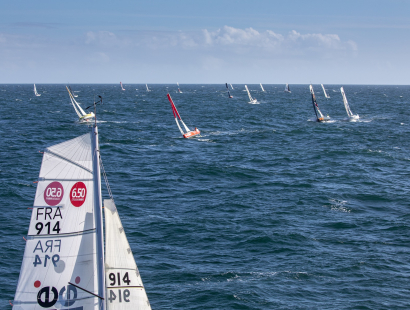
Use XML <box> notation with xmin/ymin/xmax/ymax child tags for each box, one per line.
<box><xmin>92</xmin><ymin>122</ymin><xmax>106</xmax><ymax>309</ymax></box>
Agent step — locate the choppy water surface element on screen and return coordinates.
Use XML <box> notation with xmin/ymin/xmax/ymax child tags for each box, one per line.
<box><xmin>1</xmin><ymin>84</ymin><xmax>410</xmax><ymax>309</ymax></box>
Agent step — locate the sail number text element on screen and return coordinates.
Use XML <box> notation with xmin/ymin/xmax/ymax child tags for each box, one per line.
<box><xmin>108</xmin><ymin>272</ymin><xmax>131</xmax><ymax>303</ymax></box>
<box><xmin>34</xmin><ymin>207</ymin><xmax>62</xmax><ymax>235</ymax></box>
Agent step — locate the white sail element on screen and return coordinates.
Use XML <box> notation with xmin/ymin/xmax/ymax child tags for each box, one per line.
<box><xmin>146</xmin><ymin>84</ymin><xmax>150</xmax><ymax>92</ymax></box>
<box><xmin>230</xmin><ymin>84</ymin><xmax>234</xmax><ymax>90</ymax></box>
<box><xmin>260</xmin><ymin>83</ymin><xmax>265</xmax><ymax>92</ymax></box>
<box><xmin>284</xmin><ymin>84</ymin><xmax>291</xmax><ymax>93</ymax></box>
<box><xmin>341</xmin><ymin>87</ymin><xmax>358</xmax><ymax>120</ymax></box>
<box><xmin>244</xmin><ymin>85</ymin><xmax>258</xmax><ymax>104</ymax></box>
<box><xmin>13</xmin><ymin>133</ymin><xmax>102</xmax><ymax>309</ymax></box>
<box><xmin>120</xmin><ymin>82</ymin><xmax>125</xmax><ymax>91</ymax></box>
<box><xmin>321</xmin><ymin>84</ymin><xmax>330</xmax><ymax>98</ymax></box>
<box><xmin>104</xmin><ymin>199</ymin><xmax>151</xmax><ymax>310</ymax></box>
<box><xmin>34</xmin><ymin>84</ymin><xmax>41</xmax><ymax>97</ymax></box>
<box><xmin>66</xmin><ymin>86</ymin><xmax>95</xmax><ymax>122</ymax></box>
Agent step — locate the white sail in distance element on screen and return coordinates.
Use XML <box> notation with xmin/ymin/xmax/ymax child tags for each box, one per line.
<box><xmin>34</xmin><ymin>84</ymin><xmax>41</xmax><ymax>97</ymax></box>
<box><xmin>13</xmin><ymin>133</ymin><xmax>102</xmax><ymax>309</ymax></box>
<box><xmin>321</xmin><ymin>84</ymin><xmax>330</xmax><ymax>98</ymax></box>
<box><xmin>245</xmin><ymin>85</ymin><xmax>258</xmax><ymax>104</ymax></box>
<box><xmin>66</xmin><ymin>86</ymin><xmax>94</xmax><ymax>123</ymax></box>
<box><xmin>105</xmin><ymin>199</ymin><xmax>151</xmax><ymax>309</ymax></box>
<box><xmin>341</xmin><ymin>87</ymin><xmax>359</xmax><ymax>120</ymax></box>
<box><xmin>260</xmin><ymin>83</ymin><xmax>265</xmax><ymax>92</ymax></box>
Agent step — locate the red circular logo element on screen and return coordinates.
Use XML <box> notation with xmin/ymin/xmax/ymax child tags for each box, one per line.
<box><xmin>70</xmin><ymin>182</ymin><xmax>87</xmax><ymax>207</ymax></box>
<box><xmin>34</xmin><ymin>280</ymin><xmax>41</xmax><ymax>288</ymax></box>
<box><xmin>44</xmin><ymin>182</ymin><xmax>64</xmax><ymax>206</ymax></box>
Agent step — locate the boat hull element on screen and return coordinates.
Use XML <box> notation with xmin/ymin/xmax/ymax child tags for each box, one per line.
<box><xmin>183</xmin><ymin>129</ymin><xmax>200</xmax><ymax>138</ymax></box>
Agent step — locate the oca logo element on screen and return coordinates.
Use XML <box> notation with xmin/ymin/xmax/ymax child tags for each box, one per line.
<box><xmin>37</xmin><ymin>284</ymin><xmax>78</xmax><ymax>308</ymax></box>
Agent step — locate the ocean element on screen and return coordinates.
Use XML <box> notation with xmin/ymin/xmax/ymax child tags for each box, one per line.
<box><xmin>1</xmin><ymin>84</ymin><xmax>409</xmax><ymax>309</ymax></box>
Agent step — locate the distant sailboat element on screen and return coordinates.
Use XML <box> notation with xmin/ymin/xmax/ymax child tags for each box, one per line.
<box><xmin>230</xmin><ymin>84</ymin><xmax>234</xmax><ymax>90</ymax></box>
<box><xmin>310</xmin><ymin>85</ymin><xmax>330</xmax><ymax>122</ymax></box>
<box><xmin>177</xmin><ymin>82</ymin><xmax>182</xmax><ymax>93</ymax></box>
<box><xmin>260</xmin><ymin>83</ymin><xmax>265</xmax><ymax>92</ymax></box>
<box><xmin>66</xmin><ymin>86</ymin><xmax>95</xmax><ymax>123</ymax></box>
<box><xmin>341</xmin><ymin>87</ymin><xmax>359</xmax><ymax>121</ymax></box>
<box><xmin>69</xmin><ymin>86</ymin><xmax>78</xmax><ymax>98</ymax></box>
<box><xmin>34</xmin><ymin>84</ymin><xmax>41</xmax><ymax>97</ymax></box>
<box><xmin>167</xmin><ymin>93</ymin><xmax>200</xmax><ymax>138</ymax></box>
<box><xmin>146</xmin><ymin>84</ymin><xmax>151</xmax><ymax>92</ymax></box>
<box><xmin>321</xmin><ymin>84</ymin><xmax>330</xmax><ymax>98</ymax></box>
<box><xmin>226</xmin><ymin>83</ymin><xmax>233</xmax><ymax>98</ymax></box>
<box><xmin>11</xmin><ymin>118</ymin><xmax>152</xmax><ymax>309</ymax></box>
<box><xmin>284</xmin><ymin>84</ymin><xmax>291</xmax><ymax>93</ymax></box>
<box><xmin>245</xmin><ymin>85</ymin><xmax>258</xmax><ymax>104</ymax></box>
<box><xmin>120</xmin><ymin>82</ymin><xmax>125</xmax><ymax>91</ymax></box>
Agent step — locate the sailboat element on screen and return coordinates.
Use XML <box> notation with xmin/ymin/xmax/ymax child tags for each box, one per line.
<box><xmin>120</xmin><ymin>82</ymin><xmax>125</xmax><ymax>91</ymax></box>
<box><xmin>245</xmin><ymin>85</ymin><xmax>258</xmax><ymax>104</ymax></box>
<box><xmin>284</xmin><ymin>84</ymin><xmax>291</xmax><ymax>93</ymax></box>
<box><xmin>230</xmin><ymin>84</ymin><xmax>234</xmax><ymax>90</ymax></box>
<box><xmin>146</xmin><ymin>84</ymin><xmax>151</xmax><ymax>92</ymax></box>
<box><xmin>321</xmin><ymin>84</ymin><xmax>330</xmax><ymax>98</ymax></box>
<box><xmin>340</xmin><ymin>87</ymin><xmax>359</xmax><ymax>121</ymax></box>
<box><xmin>177</xmin><ymin>82</ymin><xmax>182</xmax><ymax>93</ymax></box>
<box><xmin>11</xmin><ymin>116</ymin><xmax>152</xmax><ymax>309</ymax></box>
<box><xmin>309</xmin><ymin>85</ymin><xmax>330</xmax><ymax>122</ymax></box>
<box><xmin>260</xmin><ymin>83</ymin><xmax>265</xmax><ymax>92</ymax></box>
<box><xmin>225</xmin><ymin>83</ymin><xmax>233</xmax><ymax>98</ymax></box>
<box><xmin>34</xmin><ymin>84</ymin><xmax>41</xmax><ymax>97</ymax></box>
<box><xmin>167</xmin><ymin>93</ymin><xmax>200</xmax><ymax>138</ymax></box>
<box><xmin>66</xmin><ymin>86</ymin><xmax>95</xmax><ymax>123</ymax></box>
<box><xmin>69</xmin><ymin>86</ymin><xmax>78</xmax><ymax>98</ymax></box>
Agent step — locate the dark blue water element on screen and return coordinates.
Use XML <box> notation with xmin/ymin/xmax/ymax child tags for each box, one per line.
<box><xmin>1</xmin><ymin>84</ymin><xmax>410</xmax><ymax>309</ymax></box>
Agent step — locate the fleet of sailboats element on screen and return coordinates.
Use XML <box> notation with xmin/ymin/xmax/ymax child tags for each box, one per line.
<box><xmin>167</xmin><ymin>93</ymin><xmax>200</xmax><ymax>138</ymax></box>
<box><xmin>310</xmin><ymin>85</ymin><xmax>330</xmax><ymax>122</ymax></box>
<box><xmin>340</xmin><ymin>87</ymin><xmax>359</xmax><ymax>121</ymax></box>
<box><xmin>12</xmin><ymin>114</ymin><xmax>151</xmax><ymax>309</ymax></box>
<box><xmin>226</xmin><ymin>83</ymin><xmax>233</xmax><ymax>98</ymax></box>
<box><xmin>34</xmin><ymin>84</ymin><xmax>41</xmax><ymax>97</ymax></box>
<box><xmin>66</xmin><ymin>86</ymin><xmax>95</xmax><ymax>123</ymax></box>
<box><xmin>245</xmin><ymin>85</ymin><xmax>258</xmax><ymax>104</ymax></box>
<box><xmin>321</xmin><ymin>84</ymin><xmax>330</xmax><ymax>98</ymax></box>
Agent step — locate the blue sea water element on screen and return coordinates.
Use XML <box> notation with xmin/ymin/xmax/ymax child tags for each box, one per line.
<box><xmin>0</xmin><ymin>84</ymin><xmax>410</xmax><ymax>309</ymax></box>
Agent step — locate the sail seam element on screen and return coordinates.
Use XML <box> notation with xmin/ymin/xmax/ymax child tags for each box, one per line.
<box><xmin>27</xmin><ymin>228</ymin><xmax>96</xmax><ymax>239</ymax></box>
<box><xmin>45</xmin><ymin>149</ymin><xmax>93</xmax><ymax>174</ymax></box>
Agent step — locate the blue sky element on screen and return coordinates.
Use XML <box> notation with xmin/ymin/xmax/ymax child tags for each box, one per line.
<box><xmin>1</xmin><ymin>0</ymin><xmax>409</xmax><ymax>84</ymax></box>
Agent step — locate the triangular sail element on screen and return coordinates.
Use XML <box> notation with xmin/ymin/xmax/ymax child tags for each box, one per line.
<box><xmin>230</xmin><ymin>84</ymin><xmax>234</xmax><ymax>90</ymax></box>
<box><xmin>225</xmin><ymin>83</ymin><xmax>232</xmax><ymax>98</ymax></box>
<box><xmin>341</xmin><ymin>87</ymin><xmax>354</xmax><ymax>117</ymax></box>
<box><xmin>167</xmin><ymin>94</ymin><xmax>190</xmax><ymax>135</ymax></box>
<box><xmin>321</xmin><ymin>84</ymin><xmax>330</xmax><ymax>98</ymax></box>
<box><xmin>66</xmin><ymin>86</ymin><xmax>87</xmax><ymax>118</ymax></box>
<box><xmin>146</xmin><ymin>84</ymin><xmax>150</xmax><ymax>92</ymax></box>
<box><xmin>260</xmin><ymin>83</ymin><xmax>265</xmax><ymax>92</ymax></box>
<box><xmin>245</xmin><ymin>85</ymin><xmax>253</xmax><ymax>101</ymax></box>
<box><xmin>104</xmin><ymin>199</ymin><xmax>151</xmax><ymax>310</ymax></box>
<box><xmin>285</xmin><ymin>84</ymin><xmax>291</xmax><ymax>92</ymax></box>
<box><xmin>34</xmin><ymin>84</ymin><xmax>41</xmax><ymax>96</ymax></box>
<box><xmin>309</xmin><ymin>85</ymin><xmax>324</xmax><ymax>120</ymax></box>
<box><xmin>120</xmin><ymin>82</ymin><xmax>125</xmax><ymax>91</ymax></box>
<box><xmin>13</xmin><ymin>133</ymin><xmax>102</xmax><ymax>309</ymax></box>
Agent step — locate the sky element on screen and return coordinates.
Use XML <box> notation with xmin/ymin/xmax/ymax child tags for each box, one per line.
<box><xmin>1</xmin><ymin>0</ymin><xmax>409</xmax><ymax>84</ymax></box>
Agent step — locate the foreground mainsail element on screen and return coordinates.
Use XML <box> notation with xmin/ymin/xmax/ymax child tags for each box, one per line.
<box><xmin>13</xmin><ymin>133</ymin><xmax>101</xmax><ymax>309</ymax></box>
<box><xmin>105</xmin><ymin>199</ymin><xmax>151</xmax><ymax>309</ymax></box>
<box><xmin>13</xmin><ymin>126</ymin><xmax>151</xmax><ymax>310</ymax></box>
